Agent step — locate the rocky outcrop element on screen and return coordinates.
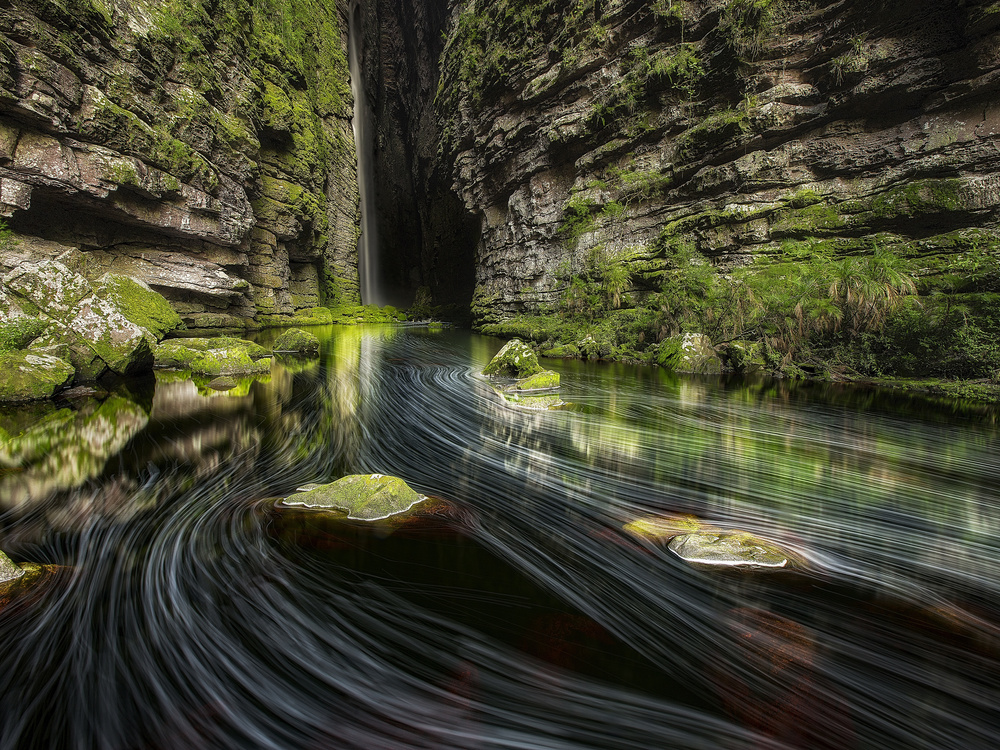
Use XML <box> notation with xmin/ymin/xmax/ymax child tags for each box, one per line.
<box><xmin>437</xmin><ymin>0</ymin><xmax>1000</xmax><ymax>332</ymax></box>
<box><xmin>279</xmin><ymin>473</ymin><xmax>427</xmax><ymax>521</ymax></box>
<box><xmin>0</xmin><ymin>0</ymin><xmax>361</xmax><ymax>329</ymax></box>
<box><xmin>1</xmin><ymin>260</ymin><xmax>180</xmax><ymax>385</ymax></box>
<box><xmin>272</xmin><ymin>327</ymin><xmax>321</xmax><ymax>355</ymax></box>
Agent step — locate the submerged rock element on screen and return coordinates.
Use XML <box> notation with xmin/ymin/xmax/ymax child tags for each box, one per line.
<box><xmin>514</xmin><ymin>369</ymin><xmax>560</xmax><ymax>391</ymax></box>
<box><xmin>0</xmin><ymin>549</ymin><xmax>23</xmax><ymax>583</ymax></box>
<box><xmin>272</xmin><ymin>327</ymin><xmax>320</xmax><ymax>355</ymax></box>
<box><xmin>0</xmin><ymin>350</ymin><xmax>74</xmax><ymax>402</ymax></box>
<box><xmin>482</xmin><ymin>339</ymin><xmax>544</xmax><ymax>379</ymax></box>
<box><xmin>668</xmin><ymin>531</ymin><xmax>791</xmax><ymax>569</ymax></box>
<box><xmin>494</xmin><ymin>389</ymin><xmax>566</xmax><ymax>411</ymax></box>
<box><xmin>155</xmin><ymin>337</ymin><xmax>271</xmax><ymax>376</ymax></box>
<box><xmin>280</xmin><ymin>474</ymin><xmax>426</xmax><ymax>521</ymax></box>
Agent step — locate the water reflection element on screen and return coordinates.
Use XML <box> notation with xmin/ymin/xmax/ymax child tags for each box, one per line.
<box><xmin>0</xmin><ymin>325</ymin><xmax>997</xmax><ymax>749</ymax></box>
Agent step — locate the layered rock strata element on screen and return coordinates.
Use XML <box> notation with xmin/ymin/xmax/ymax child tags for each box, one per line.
<box><xmin>0</xmin><ymin>0</ymin><xmax>360</xmax><ymax>329</ymax></box>
<box><xmin>436</xmin><ymin>0</ymin><xmax>1000</xmax><ymax>323</ymax></box>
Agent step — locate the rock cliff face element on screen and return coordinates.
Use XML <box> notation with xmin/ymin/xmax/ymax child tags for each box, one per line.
<box><xmin>0</xmin><ymin>0</ymin><xmax>360</xmax><ymax>329</ymax></box>
<box><xmin>436</xmin><ymin>0</ymin><xmax>1000</xmax><ymax>325</ymax></box>
<box><xmin>371</xmin><ymin>0</ymin><xmax>478</xmax><ymax>308</ymax></box>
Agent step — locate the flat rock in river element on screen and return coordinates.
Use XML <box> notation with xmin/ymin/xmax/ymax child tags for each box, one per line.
<box><xmin>280</xmin><ymin>474</ymin><xmax>426</xmax><ymax>521</ymax></box>
<box><xmin>668</xmin><ymin>531</ymin><xmax>791</xmax><ymax>569</ymax></box>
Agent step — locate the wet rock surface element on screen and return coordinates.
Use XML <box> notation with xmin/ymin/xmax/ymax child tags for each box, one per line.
<box><xmin>279</xmin><ymin>473</ymin><xmax>427</xmax><ymax>521</ymax></box>
<box><xmin>482</xmin><ymin>339</ymin><xmax>544</xmax><ymax>379</ymax></box>
<box><xmin>155</xmin><ymin>337</ymin><xmax>272</xmax><ymax>377</ymax></box>
<box><xmin>272</xmin><ymin>328</ymin><xmax>321</xmax><ymax>355</ymax></box>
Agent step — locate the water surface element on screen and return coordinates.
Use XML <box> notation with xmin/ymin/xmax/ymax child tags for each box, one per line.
<box><xmin>1</xmin><ymin>325</ymin><xmax>998</xmax><ymax>749</ymax></box>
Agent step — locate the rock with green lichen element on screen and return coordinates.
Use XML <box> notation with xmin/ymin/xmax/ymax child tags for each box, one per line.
<box><xmin>94</xmin><ymin>274</ymin><xmax>183</xmax><ymax>340</ymax></box>
<box><xmin>0</xmin><ymin>261</ymin><xmax>185</xmax><ymax>378</ymax></box>
<box><xmin>0</xmin><ymin>350</ymin><xmax>74</xmax><ymax>402</ymax></box>
<box><xmin>482</xmin><ymin>339</ymin><xmax>544</xmax><ymax>378</ymax></box>
<box><xmin>0</xmin><ymin>548</ymin><xmax>23</xmax><ymax>583</ymax></box>
<box><xmin>0</xmin><ymin>317</ymin><xmax>48</xmax><ymax>352</ymax></box>
<box><xmin>154</xmin><ymin>337</ymin><xmax>272</xmax><ymax>376</ymax></box>
<box><xmin>279</xmin><ymin>474</ymin><xmax>426</xmax><ymax>521</ymax></box>
<box><xmin>668</xmin><ymin>531</ymin><xmax>792</xmax><ymax>569</ymax></box>
<box><xmin>514</xmin><ymin>369</ymin><xmax>560</xmax><ymax>391</ymax></box>
<box><xmin>272</xmin><ymin>327</ymin><xmax>320</xmax><ymax>355</ymax></box>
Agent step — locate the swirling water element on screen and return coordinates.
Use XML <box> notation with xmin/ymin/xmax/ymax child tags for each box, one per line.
<box><xmin>1</xmin><ymin>325</ymin><xmax>999</xmax><ymax>749</ymax></box>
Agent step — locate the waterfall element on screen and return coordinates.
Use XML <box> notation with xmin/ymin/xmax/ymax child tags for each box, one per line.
<box><xmin>349</xmin><ymin>4</ymin><xmax>381</xmax><ymax>306</ymax></box>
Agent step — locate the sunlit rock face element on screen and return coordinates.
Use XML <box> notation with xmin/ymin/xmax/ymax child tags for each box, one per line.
<box><xmin>436</xmin><ymin>0</ymin><xmax>1000</xmax><ymax>325</ymax></box>
<box><xmin>0</xmin><ymin>0</ymin><xmax>360</xmax><ymax>328</ymax></box>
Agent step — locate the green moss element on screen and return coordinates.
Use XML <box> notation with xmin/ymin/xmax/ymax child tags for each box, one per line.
<box><xmin>674</xmin><ymin>104</ymin><xmax>752</xmax><ymax>162</ymax></box>
<box><xmin>326</xmin><ymin>305</ymin><xmax>408</xmax><ymax>325</ymax></box>
<box><xmin>154</xmin><ymin>337</ymin><xmax>271</xmax><ymax>376</ymax></box>
<box><xmin>272</xmin><ymin>327</ymin><xmax>320</xmax><ymax>355</ymax></box>
<box><xmin>0</xmin><ymin>351</ymin><xmax>74</xmax><ymax>402</ymax></box>
<box><xmin>282</xmin><ymin>474</ymin><xmax>425</xmax><ymax>521</ymax></box>
<box><xmin>769</xmin><ymin>202</ymin><xmax>845</xmax><ymax>238</ymax></box>
<box><xmin>95</xmin><ymin>274</ymin><xmax>182</xmax><ymax>339</ymax></box>
<box><xmin>868</xmin><ymin>179</ymin><xmax>967</xmax><ymax>219</ymax></box>
<box><xmin>0</xmin><ymin>318</ymin><xmax>48</xmax><ymax>352</ymax></box>
<box><xmin>515</xmin><ymin>369</ymin><xmax>560</xmax><ymax>391</ymax></box>
<box><xmin>482</xmin><ymin>339</ymin><xmax>545</xmax><ymax>378</ymax></box>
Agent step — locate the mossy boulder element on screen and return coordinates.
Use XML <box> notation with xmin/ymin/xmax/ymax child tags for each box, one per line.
<box><xmin>718</xmin><ymin>341</ymin><xmax>767</xmax><ymax>374</ymax></box>
<box><xmin>272</xmin><ymin>327</ymin><xmax>320</xmax><ymax>355</ymax></box>
<box><xmin>94</xmin><ymin>274</ymin><xmax>183</xmax><ymax>339</ymax></box>
<box><xmin>482</xmin><ymin>338</ymin><xmax>544</xmax><ymax>378</ymax></box>
<box><xmin>0</xmin><ymin>316</ymin><xmax>48</xmax><ymax>352</ymax></box>
<box><xmin>280</xmin><ymin>474</ymin><xmax>426</xmax><ymax>521</ymax></box>
<box><xmin>1</xmin><ymin>261</ymin><xmax>180</xmax><ymax>378</ymax></box>
<box><xmin>154</xmin><ymin>337</ymin><xmax>272</xmax><ymax>376</ymax></box>
<box><xmin>514</xmin><ymin>369</ymin><xmax>560</xmax><ymax>391</ymax></box>
<box><xmin>668</xmin><ymin>531</ymin><xmax>791</xmax><ymax>570</ymax></box>
<box><xmin>540</xmin><ymin>343</ymin><xmax>580</xmax><ymax>359</ymax></box>
<box><xmin>0</xmin><ymin>351</ymin><xmax>74</xmax><ymax>402</ymax></box>
<box><xmin>657</xmin><ymin>333</ymin><xmax>723</xmax><ymax>374</ymax></box>
<box><xmin>0</xmin><ymin>548</ymin><xmax>23</xmax><ymax>583</ymax></box>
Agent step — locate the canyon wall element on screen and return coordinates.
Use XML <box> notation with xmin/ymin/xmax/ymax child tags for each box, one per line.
<box><xmin>436</xmin><ymin>0</ymin><xmax>1000</xmax><ymax>330</ymax></box>
<box><xmin>0</xmin><ymin>0</ymin><xmax>360</xmax><ymax>329</ymax></box>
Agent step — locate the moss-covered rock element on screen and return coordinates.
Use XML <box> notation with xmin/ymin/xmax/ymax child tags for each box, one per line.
<box><xmin>0</xmin><ymin>548</ymin><xmax>23</xmax><ymax>583</ymax></box>
<box><xmin>279</xmin><ymin>474</ymin><xmax>426</xmax><ymax>521</ymax></box>
<box><xmin>668</xmin><ymin>531</ymin><xmax>792</xmax><ymax>570</ymax></box>
<box><xmin>0</xmin><ymin>317</ymin><xmax>48</xmax><ymax>352</ymax></box>
<box><xmin>94</xmin><ymin>274</ymin><xmax>183</xmax><ymax>339</ymax></box>
<box><xmin>482</xmin><ymin>338</ymin><xmax>544</xmax><ymax>378</ymax></box>
<box><xmin>657</xmin><ymin>333</ymin><xmax>723</xmax><ymax>374</ymax></box>
<box><xmin>623</xmin><ymin>514</ymin><xmax>709</xmax><ymax>544</ymax></box>
<box><xmin>514</xmin><ymin>369</ymin><xmax>560</xmax><ymax>391</ymax></box>
<box><xmin>1</xmin><ymin>261</ymin><xmax>176</xmax><ymax>377</ymax></box>
<box><xmin>272</xmin><ymin>327</ymin><xmax>320</xmax><ymax>355</ymax></box>
<box><xmin>0</xmin><ymin>351</ymin><xmax>74</xmax><ymax>402</ymax></box>
<box><xmin>718</xmin><ymin>340</ymin><xmax>767</xmax><ymax>374</ymax></box>
<box><xmin>154</xmin><ymin>337</ymin><xmax>271</xmax><ymax>376</ymax></box>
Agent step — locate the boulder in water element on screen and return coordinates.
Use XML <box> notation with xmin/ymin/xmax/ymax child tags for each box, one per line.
<box><xmin>668</xmin><ymin>531</ymin><xmax>791</xmax><ymax>569</ymax></box>
<box><xmin>482</xmin><ymin>339</ymin><xmax>543</xmax><ymax>379</ymax></box>
<box><xmin>155</xmin><ymin>337</ymin><xmax>271</xmax><ymax>376</ymax></box>
<box><xmin>0</xmin><ymin>350</ymin><xmax>74</xmax><ymax>402</ymax></box>
<box><xmin>280</xmin><ymin>474</ymin><xmax>426</xmax><ymax>521</ymax></box>
<box><xmin>514</xmin><ymin>369</ymin><xmax>560</xmax><ymax>391</ymax></box>
<box><xmin>0</xmin><ymin>549</ymin><xmax>23</xmax><ymax>583</ymax></box>
<box><xmin>272</xmin><ymin>328</ymin><xmax>320</xmax><ymax>355</ymax></box>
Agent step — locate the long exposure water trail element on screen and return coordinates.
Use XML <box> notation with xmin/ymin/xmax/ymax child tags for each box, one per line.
<box><xmin>1</xmin><ymin>326</ymin><xmax>999</xmax><ymax>749</ymax></box>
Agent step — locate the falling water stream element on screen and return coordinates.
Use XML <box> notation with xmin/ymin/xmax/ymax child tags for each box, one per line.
<box><xmin>1</xmin><ymin>325</ymin><xmax>999</xmax><ymax>749</ymax></box>
<box><xmin>349</xmin><ymin>4</ymin><xmax>380</xmax><ymax>307</ymax></box>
